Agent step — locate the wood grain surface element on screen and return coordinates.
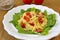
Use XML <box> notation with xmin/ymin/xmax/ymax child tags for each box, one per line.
<box><xmin>0</xmin><ymin>0</ymin><xmax>60</xmax><ymax>40</ymax></box>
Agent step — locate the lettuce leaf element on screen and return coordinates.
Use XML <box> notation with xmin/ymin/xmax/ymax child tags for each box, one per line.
<box><xmin>26</xmin><ymin>8</ymin><xmax>41</xmax><ymax>12</ymax></box>
<box><xmin>44</xmin><ymin>10</ymin><xmax>48</xmax><ymax>16</ymax></box>
<box><xmin>10</xmin><ymin>13</ymin><xmax>20</xmax><ymax>26</ymax></box>
<box><xmin>41</xmin><ymin>13</ymin><xmax>56</xmax><ymax>35</ymax></box>
<box><xmin>41</xmin><ymin>27</ymin><xmax>50</xmax><ymax>35</ymax></box>
<box><xmin>47</xmin><ymin>14</ymin><xmax>56</xmax><ymax>27</ymax></box>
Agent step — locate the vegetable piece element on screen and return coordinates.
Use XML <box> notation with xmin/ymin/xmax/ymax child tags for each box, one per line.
<box><xmin>36</xmin><ymin>12</ymin><xmax>44</xmax><ymax>18</ymax></box>
<box><xmin>24</xmin><ymin>16</ymin><xmax>30</xmax><ymax>22</ymax></box>
<box><xmin>36</xmin><ymin>28</ymin><xmax>42</xmax><ymax>33</ymax></box>
<box><xmin>16</xmin><ymin>24</ymin><xmax>24</xmax><ymax>31</ymax></box>
<box><xmin>26</xmin><ymin>8</ymin><xmax>32</xmax><ymax>12</ymax></box>
<box><xmin>36</xmin><ymin>12</ymin><xmax>39</xmax><ymax>15</ymax></box>
<box><xmin>42</xmin><ymin>13</ymin><xmax>44</xmax><ymax>15</ymax></box>
<box><xmin>38</xmin><ymin>17</ymin><xmax>43</xmax><ymax>23</ymax></box>
<box><xmin>36</xmin><ymin>12</ymin><xmax>40</xmax><ymax>17</ymax></box>
<box><xmin>31</xmin><ymin>8</ymin><xmax>36</xmax><ymax>11</ymax></box>
<box><xmin>44</xmin><ymin>10</ymin><xmax>48</xmax><ymax>16</ymax></box>
<box><xmin>26</xmin><ymin>8</ymin><xmax>41</xmax><ymax>13</ymax></box>
<box><xmin>47</xmin><ymin>14</ymin><xmax>56</xmax><ymax>27</ymax></box>
<box><xmin>29</xmin><ymin>22</ymin><xmax>34</xmax><ymax>26</ymax></box>
<box><xmin>10</xmin><ymin>13</ymin><xmax>20</xmax><ymax>26</ymax></box>
<box><xmin>19</xmin><ymin>9</ymin><xmax>26</xmax><ymax>18</ymax></box>
<box><xmin>41</xmin><ymin>14</ymin><xmax>56</xmax><ymax>35</ymax></box>
<box><xmin>26</xmin><ymin>12</ymin><xmax>32</xmax><ymax>18</ymax></box>
<box><xmin>13</xmin><ymin>13</ymin><xmax>20</xmax><ymax>21</ymax></box>
<box><xmin>21</xmin><ymin>22</ymin><xmax>26</xmax><ymax>28</ymax></box>
<box><xmin>34</xmin><ymin>0</ymin><xmax>44</xmax><ymax>5</ymax></box>
<box><xmin>28</xmin><ymin>7</ymin><xmax>36</xmax><ymax>12</ymax></box>
<box><xmin>35</xmin><ymin>9</ymin><xmax>41</xmax><ymax>12</ymax></box>
<box><xmin>41</xmin><ymin>27</ymin><xmax>50</xmax><ymax>35</ymax></box>
<box><xmin>18</xmin><ymin>30</ymin><xmax>36</xmax><ymax>34</ymax></box>
<box><xmin>20</xmin><ymin>9</ymin><xmax>25</xmax><ymax>14</ymax></box>
<box><xmin>23</xmin><ymin>0</ymin><xmax>32</xmax><ymax>4</ymax></box>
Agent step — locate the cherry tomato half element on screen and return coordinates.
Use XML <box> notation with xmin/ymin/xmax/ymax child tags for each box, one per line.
<box><xmin>29</xmin><ymin>22</ymin><xmax>34</xmax><ymax>26</ymax></box>
<box><xmin>21</xmin><ymin>22</ymin><xmax>26</xmax><ymax>28</ymax></box>
<box><xmin>38</xmin><ymin>17</ymin><xmax>43</xmax><ymax>23</ymax></box>
<box><xmin>24</xmin><ymin>16</ymin><xmax>30</xmax><ymax>22</ymax></box>
<box><xmin>36</xmin><ymin>28</ymin><xmax>42</xmax><ymax>33</ymax></box>
<box><xmin>26</xmin><ymin>12</ymin><xmax>32</xmax><ymax>18</ymax></box>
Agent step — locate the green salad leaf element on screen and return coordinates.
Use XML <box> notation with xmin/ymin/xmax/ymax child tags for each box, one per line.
<box><xmin>26</xmin><ymin>8</ymin><xmax>31</xmax><ymax>12</ymax></box>
<box><xmin>26</xmin><ymin>8</ymin><xmax>41</xmax><ymax>12</ymax></box>
<box><xmin>20</xmin><ymin>9</ymin><xmax>25</xmax><ymax>15</ymax></box>
<box><xmin>26</xmin><ymin>8</ymin><xmax>35</xmax><ymax>12</ymax></box>
<box><xmin>41</xmin><ymin>27</ymin><xmax>51</xmax><ymax>35</ymax></box>
<box><xmin>44</xmin><ymin>10</ymin><xmax>48</xmax><ymax>16</ymax></box>
<box><xmin>47</xmin><ymin>14</ymin><xmax>56</xmax><ymax>27</ymax></box>
<box><xmin>18</xmin><ymin>30</ymin><xmax>36</xmax><ymax>34</ymax></box>
<box><xmin>35</xmin><ymin>9</ymin><xmax>41</xmax><ymax>12</ymax></box>
<box><xmin>10</xmin><ymin>13</ymin><xmax>20</xmax><ymax>26</ymax></box>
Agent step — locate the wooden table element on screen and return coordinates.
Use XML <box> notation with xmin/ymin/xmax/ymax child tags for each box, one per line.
<box><xmin>0</xmin><ymin>0</ymin><xmax>60</xmax><ymax>40</ymax></box>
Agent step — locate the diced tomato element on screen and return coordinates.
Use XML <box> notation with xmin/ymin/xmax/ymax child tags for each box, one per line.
<box><xmin>36</xmin><ymin>12</ymin><xmax>39</xmax><ymax>15</ymax></box>
<box><xmin>26</xmin><ymin>12</ymin><xmax>32</xmax><ymax>18</ymax></box>
<box><xmin>42</xmin><ymin>13</ymin><xmax>44</xmax><ymax>15</ymax></box>
<box><xmin>26</xmin><ymin>12</ymin><xmax>30</xmax><ymax>15</ymax></box>
<box><xmin>36</xmin><ymin>28</ymin><xmax>42</xmax><ymax>33</ymax></box>
<box><xmin>24</xmin><ymin>16</ymin><xmax>30</xmax><ymax>22</ymax></box>
<box><xmin>21</xmin><ymin>22</ymin><xmax>26</xmax><ymax>28</ymax></box>
<box><xmin>41</xmin><ymin>13</ymin><xmax>44</xmax><ymax>18</ymax></box>
<box><xmin>29</xmin><ymin>22</ymin><xmax>34</xmax><ymax>26</ymax></box>
<box><xmin>36</xmin><ymin>12</ymin><xmax>40</xmax><ymax>17</ymax></box>
<box><xmin>39</xmin><ymin>19</ymin><xmax>43</xmax><ymax>23</ymax></box>
<box><xmin>38</xmin><ymin>17</ymin><xmax>43</xmax><ymax>23</ymax></box>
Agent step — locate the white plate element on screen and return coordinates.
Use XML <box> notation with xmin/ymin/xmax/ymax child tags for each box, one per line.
<box><xmin>2</xmin><ymin>4</ymin><xmax>60</xmax><ymax>40</ymax></box>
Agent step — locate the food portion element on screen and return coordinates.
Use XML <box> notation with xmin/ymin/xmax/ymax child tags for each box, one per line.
<box><xmin>10</xmin><ymin>8</ymin><xmax>56</xmax><ymax>35</ymax></box>
<box><xmin>18</xmin><ymin>11</ymin><xmax>47</xmax><ymax>33</ymax></box>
